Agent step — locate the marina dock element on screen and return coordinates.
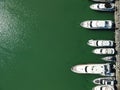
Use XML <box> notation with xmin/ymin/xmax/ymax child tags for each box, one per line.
<box><xmin>115</xmin><ymin>0</ymin><xmax>120</xmax><ymax>89</ymax></box>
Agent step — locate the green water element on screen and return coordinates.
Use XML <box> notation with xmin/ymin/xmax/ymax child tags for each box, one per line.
<box><xmin>0</xmin><ymin>0</ymin><xmax>114</xmax><ymax>90</ymax></box>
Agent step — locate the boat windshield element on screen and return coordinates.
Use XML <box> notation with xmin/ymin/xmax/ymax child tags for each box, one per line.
<box><xmin>97</xmin><ymin>4</ymin><xmax>100</xmax><ymax>9</ymax></box>
<box><xmin>100</xmin><ymin>49</ymin><xmax>102</xmax><ymax>53</ymax></box>
<box><xmin>100</xmin><ymin>79</ymin><xmax>103</xmax><ymax>84</ymax></box>
<box><xmin>109</xmin><ymin>41</ymin><xmax>111</xmax><ymax>46</ymax></box>
<box><xmin>96</xmin><ymin>41</ymin><xmax>99</xmax><ymax>46</ymax></box>
<box><xmin>90</xmin><ymin>21</ymin><xmax>93</xmax><ymax>27</ymax></box>
<box><xmin>100</xmin><ymin>87</ymin><xmax>102</xmax><ymax>90</ymax></box>
<box><xmin>105</xmin><ymin>21</ymin><xmax>108</xmax><ymax>27</ymax></box>
<box><xmin>85</xmin><ymin>66</ymin><xmax>88</xmax><ymax>72</ymax></box>
<box><xmin>101</xmin><ymin>79</ymin><xmax>108</xmax><ymax>84</ymax></box>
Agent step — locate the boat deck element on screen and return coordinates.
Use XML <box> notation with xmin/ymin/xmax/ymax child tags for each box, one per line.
<box><xmin>115</xmin><ymin>0</ymin><xmax>120</xmax><ymax>90</ymax></box>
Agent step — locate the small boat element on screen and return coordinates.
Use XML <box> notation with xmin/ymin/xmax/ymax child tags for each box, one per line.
<box><xmin>92</xmin><ymin>48</ymin><xmax>115</xmax><ymax>55</ymax></box>
<box><xmin>93</xmin><ymin>77</ymin><xmax>116</xmax><ymax>85</ymax></box>
<box><xmin>92</xmin><ymin>0</ymin><xmax>114</xmax><ymax>3</ymax></box>
<box><xmin>80</xmin><ymin>20</ymin><xmax>113</xmax><ymax>29</ymax></box>
<box><xmin>90</xmin><ymin>3</ymin><xmax>115</xmax><ymax>12</ymax></box>
<box><xmin>71</xmin><ymin>63</ymin><xmax>115</xmax><ymax>76</ymax></box>
<box><xmin>102</xmin><ymin>56</ymin><xmax>116</xmax><ymax>61</ymax></box>
<box><xmin>92</xmin><ymin>85</ymin><xmax>115</xmax><ymax>90</ymax></box>
<box><xmin>87</xmin><ymin>39</ymin><xmax>114</xmax><ymax>47</ymax></box>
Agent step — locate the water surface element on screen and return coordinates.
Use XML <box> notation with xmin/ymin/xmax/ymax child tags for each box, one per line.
<box><xmin>0</xmin><ymin>0</ymin><xmax>114</xmax><ymax>90</ymax></box>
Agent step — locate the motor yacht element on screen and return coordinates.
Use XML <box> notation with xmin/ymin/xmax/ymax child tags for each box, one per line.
<box><xmin>92</xmin><ymin>0</ymin><xmax>114</xmax><ymax>2</ymax></box>
<box><xmin>71</xmin><ymin>63</ymin><xmax>115</xmax><ymax>76</ymax></box>
<box><xmin>93</xmin><ymin>77</ymin><xmax>116</xmax><ymax>85</ymax></box>
<box><xmin>90</xmin><ymin>3</ymin><xmax>115</xmax><ymax>11</ymax></box>
<box><xmin>102</xmin><ymin>56</ymin><xmax>116</xmax><ymax>61</ymax></box>
<box><xmin>87</xmin><ymin>39</ymin><xmax>114</xmax><ymax>47</ymax></box>
<box><xmin>92</xmin><ymin>48</ymin><xmax>115</xmax><ymax>55</ymax></box>
<box><xmin>92</xmin><ymin>85</ymin><xmax>115</xmax><ymax>90</ymax></box>
<box><xmin>80</xmin><ymin>20</ymin><xmax>113</xmax><ymax>29</ymax></box>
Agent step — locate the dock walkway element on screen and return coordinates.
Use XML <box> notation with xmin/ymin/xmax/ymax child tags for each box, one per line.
<box><xmin>115</xmin><ymin>0</ymin><xmax>120</xmax><ymax>89</ymax></box>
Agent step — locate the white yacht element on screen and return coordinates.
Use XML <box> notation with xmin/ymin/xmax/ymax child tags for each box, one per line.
<box><xmin>87</xmin><ymin>39</ymin><xmax>114</xmax><ymax>47</ymax></box>
<box><xmin>80</xmin><ymin>20</ymin><xmax>113</xmax><ymax>29</ymax></box>
<box><xmin>92</xmin><ymin>0</ymin><xmax>114</xmax><ymax>2</ymax></box>
<box><xmin>92</xmin><ymin>85</ymin><xmax>115</xmax><ymax>90</ymax></box>
<box><xmin>90</xmin><ymin>3</ymin><xmax>115</xmax><ymax>12</ymax></box>
<box><xmin>71</xmin><ymin>63</ymin><xmax>115</xmax><ymax>76</ymax></box>
<box><xmin>102</xmin><ymin>56</ymin><xmax>116</xmax><ymax>61</ymax></box>
<box><xmin>92</xmin><ymin>48</ymin><xmax>115</xmax><ymax>55</ymax></box>
<box><xmin>93</xmin><ymin>77</ymin><xmax>116</xmax><ymax>85</ymax></box>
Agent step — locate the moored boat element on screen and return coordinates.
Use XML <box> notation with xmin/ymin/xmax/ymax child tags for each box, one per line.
<box><xmin>87</xmin><ymin>39</ymin><xmax>114</xmax><ymax>47</ymax></box>
<box><xmin>92</xmin><ymin>48</ymin><xmax>115</xmax><ymax>55</ymax></box>
<box><xmin>92</xmin><ymin>0</ymin><xmax>114</xmax><ymax>3</ymax></box>
<box><xmin>102</xmin><ymin>56</ymin><xmax>116</xmax><ymax>61</ymax></box>
<box><xmin>92</xmin><ymin>85</ymin><xmax>115</xmax><ymax>90</ymax></box>
<box><xmin>93</xmin><ymin>77</ymin><xmax>116</xmax><ymax>85</ymax></box>
<box><xmin>80</xmin><ymin>20</ymin><xmax>114</xmax><ymax>29</ymax></box>
<box><xmin>90</xmin><ymin>3</ymin><xmax>115</xmax><ymax>12</ymax></box>
<box><xmin>71</xmin><ymin>63</ymin><xmax>115</xmax><ymax>76</ymax></box>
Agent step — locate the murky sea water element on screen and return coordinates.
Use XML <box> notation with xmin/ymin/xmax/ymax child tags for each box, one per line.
<box><xmin>0</xmin><ymin>0</ymin><xmax>114</xmax><ymax>90</ymax></box>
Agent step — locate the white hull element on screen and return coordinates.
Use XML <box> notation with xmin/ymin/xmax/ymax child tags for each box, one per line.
<box><xmin>92</xmin><ymin>0</ymin><xmax>114</xmax><ymax>2</ymax></box>
<box><xmin>93</xmin><ymin>77</ymin><xmax>116</xmax><ymax>85</ymax></box>
<box><xmin>90</xmin><ymin>3</ymin><xmax>115</xmax><ymax>12</ymax></box>
<box><xmin>92</xmin><ymin>85</ymin><xmax>115</xmax><ymax>90</ymax></box>
<box><xmin>87</xmin><ymin>39</ymin><xmax>114</xmax><ymax>47</ymax></box>
<box><xmin>102</xmin><ymin>56</ymin><xmax>116</xmax><ymax>61</ymax></box>
<box><xmin>71</xmin><ymin>63</ymin><xmax>115</xmax><ymax>76</ymax></box>
<box><xmin>80</xmin><ymin>20</ymin><xmax>113</xmax><ymax>29</ymax></box>
<box><xmin>92</xmin><ymin>48</ymin><xmax>115</xmax><ymax>55</ymax></box>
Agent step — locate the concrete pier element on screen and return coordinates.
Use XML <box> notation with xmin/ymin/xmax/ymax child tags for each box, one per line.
<box><xmin>115</xmin><ymin>0</ymin><xmax>120</xmax><ymax>89</ymax></box>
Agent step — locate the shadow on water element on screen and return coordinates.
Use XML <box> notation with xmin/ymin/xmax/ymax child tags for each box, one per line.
<box><xmin>89</xmin><ymin>9</ymin><xmax>115</xmax><ymax>13</ymax></box>
<box><xmin>87</xmin><ymin>29</ymin><xmax>115</xmax><ymax>32</ymax></box>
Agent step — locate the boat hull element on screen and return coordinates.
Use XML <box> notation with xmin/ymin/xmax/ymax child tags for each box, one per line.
<box><xmin>93</xmin><ymin>77</ymin><xmax>116</xmax><ymax>85</ymax></box>
<box><xmin>80</xmin><ymin>20</ymin><xmax>113</xmax><ymax>29</ymax></box>
<box><xmin>90</xmin><ymin>3</ymin><xmax>115</xmax><ymax>12</ymax></box>
<box><xmin>87</xmin><ymin>39</ymin><xmax>114</xmax><ymax>47</ymax></box>
<box><xmin>92</xmin><ymin>85</ymin><xmax>115</xmax><ymax>90</ymax></box>
<box><xmin>92</xmin><ymin>48</ymin><xmax>115</xmax><ymax>55</ymax></box>
<box><xmin>92</xmin><ymin>0</ymin><xmax>114</xmax><ymax>2</ymax></box>
<box><xmin>71</xmin><ymin>63</ymin><xmax>115</xmax><ymax>76</ymax></box>
<box><xmin>102</xmin><ymin>56</ymin><xmax>116</xmax><ymax>61</ymax></box>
